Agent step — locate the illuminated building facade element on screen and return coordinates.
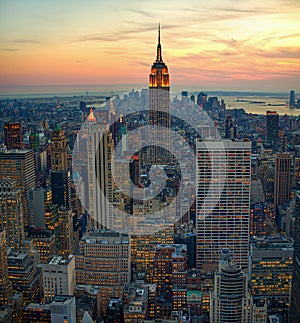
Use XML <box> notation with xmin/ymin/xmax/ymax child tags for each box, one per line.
<box><xmin>0</xmin><ymin>148</ymin><xmax>35</xmax><ymax>229</ymax></box>
<box><xmin>76</xmin><ymin>229</ymin><xmax>130</xmax><ymax>314</ymax></box>
<box><xmin>58</xmin><ymin>207</ymin><xmax>75</xmax><ymax>256</ymax></box>
<box><xmin>0</xmin><ymin>230</ymin><xmax>13</xmax><ymax>304</ymax></box>
<box><xmin>196</xmin><ymin>139</ymin><xmax>251</xmax><ymax>269</ymax></box>
<box><xmin>50</xmin><ymin>126</ymin><xmax>67</xmax><ymax>171</ymax></box>
<box><xmin>131</xmin><ymin>226</ymin><xmax>174</xmax><ymax>277</ymax></box>
<box><xmin>27</xmin><ymin>230</ymin><xmax>56</xmax><ymax>263</ymax></box>
<box><xmin>210</xmin><ymin>249</ymin><xmax>252</xmax><ymax>323</ymax></box>
<box><xmin>4</xmin><ymin>122</ymin><xmax>23</xmax><ymax>150</ymax></box>
<box><xmin>41</xmin><ymin>255</ymin><xmax>75</xmax><ymax>304</ymax></box>
<box><xmin>7</xmin><ymin>251</ymin><xmax>41</xmax><ymax>305</ymax></box>
<box><xmin>249</xmin><ymin>235</ymin><xmax>293</xmax><ymax>307</ymax></box>
<box><xmin>148</xmin><ymin>244</ymin><xmax>187</xmax><ymax>318</ymax></box>
<box><xmin>148</xmin><ymin>24</ymin><xmax>171</xmax><ymax>164</ymax></box>
<box><xmin>0</xmin><ymin>179</ymin><xmax>24</xmax><ymax>250</ymax></box>
<box><xmin>250</xmin><ymin>203</ymin><xmax>267</xmax><ymax>236</ymax></box>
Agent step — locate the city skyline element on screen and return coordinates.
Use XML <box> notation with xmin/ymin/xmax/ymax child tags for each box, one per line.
<box><xmin>0</xmin><ymin>0</ymin><xmax>300</xmax><ymax>92</ymax></box>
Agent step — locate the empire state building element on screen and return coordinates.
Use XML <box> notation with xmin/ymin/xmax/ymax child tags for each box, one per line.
<box><xmin>148</xmin><ymin>24</ymin><xmax>171</xmax><ymax>164</ymax></box>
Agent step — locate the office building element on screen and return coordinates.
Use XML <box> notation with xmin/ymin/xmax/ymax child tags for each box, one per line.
<box><xmin>57</xmin><ymin>207</ymin><xmax>75</xmax><ymax>256</ymax></box>
<box><xmin>210</xmin><ymin>249</ymin><xmax>252</xmax><ymax>323</ymax></box>
<box><xmin>289</xmin><ymin>90</ymin><xmax>295</xmax><ymax>108</ymax></box>
<box><xmin>87</xmin><ymin>123</ymin><xmax>115</xmax><ymax>229</ymax></box>
<box><xmin>274</xmin><ymin>153</ymin><xmax>291</xmax><ymax>225</ymax></box>
<box><xmin>51</xmin><ymin>170</ymin><xmax>72</xmax><ymax>210</ymax></box>
<box><xmin>4</xmin><ymin>122</ymin><xmax>23</xmax><ymax>150</ymax></box>
<box><xmin>148</xmin><ymin>24</ymin><xmax>171</xmax><ymax>164</ymax></box>
<box><xmin>76</xmin><ymin>229</ymin><xmax>130</xmax><ymax>315</ymax></box>
<box><xmin>50</xmin><ymin>126</ymin><xmax>67</xmax><ymax>171</ymax></box>
<box><xmin>131</xmin><ymin>226</ymin><xmax>174</xmax><ymax>277</ymax></box>
<box><xmin>266</xmin><ymin>110</ymin><xmax>279</xmax><ymax>148</ymax></box>
<box><xmin>250</xmin><ymin>203</ymin><xmax>266</xmax><ymax>236</ymax></box>
<box><xmin>7</xmin><ymin>251</ymin><xmax>41</xmax><ymax>305</ymax></box>
<box><xmin>0</xmin><ymin>230</ymin><xmax>13</xmax><ymax>304</ymax></box>
<box><xmin>0</xmin><ymin>179</ymin><xmax>25</xmax><ymax>250</ymax></box>
<box><xmin>27</xmin><ymin>229</ymin><xmax>56</xmax><ymax>263</ymax></box>
<box><xmin>41</xmin><ymin>255</ymin><xmax>75</xmax><ymax>303</ymax></box>
<box><xmin>289</xmin><ymin>191</ymin><xmax>300</xmax><ymax>321</ymax></box>
<box><xmin>249</xmin><ymin>235</ymin><xmax>293</xmax><ymax>307</ymax></box>
<box><xmin>196</xmin><ymin>139</ymin><xmax>251</xmax><ymax>269</ymax></box>
<box><xmin>150</xmin><ymin>244</ymin><xmax>187</xmax><ymax>318</ymax></box>
<box><xmin>22</xmin><ymin>303</ymin><xmax>51</xmax><ymax>323</ymax></box>
<box><xmin>50</xmin><ymin>295</ymin><xmax>76</xmax><ymax>323</ymax></box>
<box><xmin>0</xmin><ymin>147</ymin><xmax>35</xmax><ymax>229</ymax></box>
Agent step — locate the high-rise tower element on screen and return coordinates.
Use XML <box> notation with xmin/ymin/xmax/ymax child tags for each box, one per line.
<box><xmin>0</xmin><ymin>147</ymin><xmax>35</xmax><ymax>229</ymax></box>
<box><xmin>266</xmin><ymin>110</ymin><xmax>279</xmax><ymax>149</ymax></box>
<box><xmin>210</xmin><ymin>249</ymin><xmax>252</xmax><ymax>322</ymax></box>
<box><xmin>148</xmin><ymin>24</ymin><xmax>171</xmax><ymax>164</ymax></box>
<box><xmin>51</xmin><ymin>126</ymin><xmax>67</xmax><ymax>171</ymax></box>
<box><xmin>196</xmin><ymin>139</ymin><xmax>251</xmax><ymax>270</ymax></box>
<box><xmin>274</xmin><ymin>153</ymin><xmax>291</xmax><ymax>226</ymax></box>
<box><xmin>0</xmin><ymin>179</ymin><xmax>25</xmax><ymax>250</ymax></box>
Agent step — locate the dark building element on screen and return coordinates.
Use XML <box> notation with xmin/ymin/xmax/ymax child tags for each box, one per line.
<box><xmin>174</xmin><ymin>232</ymin><xmax>196</xmax><ymax>269</ymax></box>
<box><xmin>250</xmin><ymin>203</ymin><xmax>266</xmax><ymax>236</ymax></box>
<box><xmin>290</xmin><ymin>192</ymin><xmax>300</xmax><ymax>322</ymax></box>
<box><xmin>225</xmin><ymin>115</ymin><xmax>237</xmax><ymax>139</ymax></box>
<box><xmin>4</xmin><ymin>122</ymin><xmax>23</xmax><ymax>150</ymax></box>
<box><xmin>51</xmin><ymin>170</ymin><xmax>72</xmax><ymax>210</ymax></box>
<box><xmin>266</xmin><ymin>110</ymin><xmax>279</xmax><ymax>149</ymax></box>
<box><xmin>274</xmin><ymin>153</ymin><xmax>291</xmax><ymax>226</ymax></box>
<box><xmin>289</xmin><ymin>89</ymin><xmax>295</xmax><ymax>108</ymax></box>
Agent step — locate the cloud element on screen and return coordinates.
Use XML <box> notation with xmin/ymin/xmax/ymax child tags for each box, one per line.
<box><xmin>0</xmin><ymin>48</ymin><xmax>20</xmax><ymax>52</ymax></box>
<box><xmin>13</xmin><ymin>38</ymin><xmax>44</xmax><ymax>44</ymax></box>
<box><xmin>128</xmin><ymin>9</ymin><xmax>155</xmax><ymax>18</ymax></box>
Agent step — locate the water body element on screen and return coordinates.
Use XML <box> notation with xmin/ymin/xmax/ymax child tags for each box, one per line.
<box><xmin>0</xmin><ymin>84</ymin><xmax>299</xmax><ymax>116</ymax></box>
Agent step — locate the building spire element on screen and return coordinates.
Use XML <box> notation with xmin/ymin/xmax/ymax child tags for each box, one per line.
<box><xmin>156</xmin><ymin>23</ymin><xmax>162</xmax><ymax>62</ymax></box>
<box><xmin>158</xmin><ymin>23</ymin><xmax>160</xmax><ymax>45</ymax></box>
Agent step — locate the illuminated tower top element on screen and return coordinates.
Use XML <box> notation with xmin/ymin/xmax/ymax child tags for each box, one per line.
<box><xmin>149</xmin><ymin>24</ymin><xmax>169</xmax><ymax>89</ymax></box>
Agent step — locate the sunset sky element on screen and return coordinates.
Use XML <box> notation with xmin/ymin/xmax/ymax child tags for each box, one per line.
<box><xmin>0</xmin><ymin>0</ymin><xmax>299</xmax><ymax>91</ymax></box>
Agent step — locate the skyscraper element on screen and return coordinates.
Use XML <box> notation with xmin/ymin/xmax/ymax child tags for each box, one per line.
<box><xmin>4</xmin><ymin>122</ymin><xmax>23</xmax><ymax>150</ymax></box>
<box><xmin>0</xmin><ymin>147</ymin><xmax>35</xmax><ymax>229</ymax></box>
<box><xmin>290</xmin><ymin>191</ymin><xmax>300</xmax><ymax>321</ymax></box>
<box><xmin>0</xmin><ymin>179</ymin><xmax>25</xmax><ymax>250</ymax></box>
<box><xmin>274</xmin><ymin>153</ymin><xmax>291</xmax><ymax>226</ymax></box>
<box><xmin>148</xmin><ymin>24</ymin><xmax>171</xmax><ymax>164</ymax></box>
<box><xmin>210</xmin><ymin>249</ymin><xmax>252</xmax><ymax>323</ymax></box>
<box><xmin>50</xmin><ymin>126</ymin><xmax>72</xmax><ymax>210</ymax></box>
<box><xmin>196</xmin><ymin>139</ymin><xmax>251</xmax><ymax>269</ymax></box>
<box><xmin>0</xmin><ymin>230</ymin><xmax>13</xmax><ymax>305</ymax></box>
<box><xmin>87</xmin><ymin>123</ymin><xmax>114</xmax><ymax>229</ymax></box>
<box><xmin>51</xmin><ymin>170</ymin><xmax>72</xmax><ymax>210</ymax></box>
<box><xmin>51</xmin><ymin>126</ymin><xmax>67</xmax><ymax>171</ymax></box>
<box><xmin>266</xmin><ymin>110</ymin><xmax>279</xmax><ymax>149</ymax></box>
<box><xmin>289</xmin><ymin>89</ymin><xmax>295</xmax><ymax>108</ymax></box>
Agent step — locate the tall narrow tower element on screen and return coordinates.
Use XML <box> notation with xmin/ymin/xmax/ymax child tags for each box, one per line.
<box><xmin>51</xmin><ymin>126</ymin><xmax>67</xmax><ymax>171</ymax></box>
<box><xmin>148</xmin><ymin>24</ymin><xmax>171</xmax><ymax>164</ymax></box>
